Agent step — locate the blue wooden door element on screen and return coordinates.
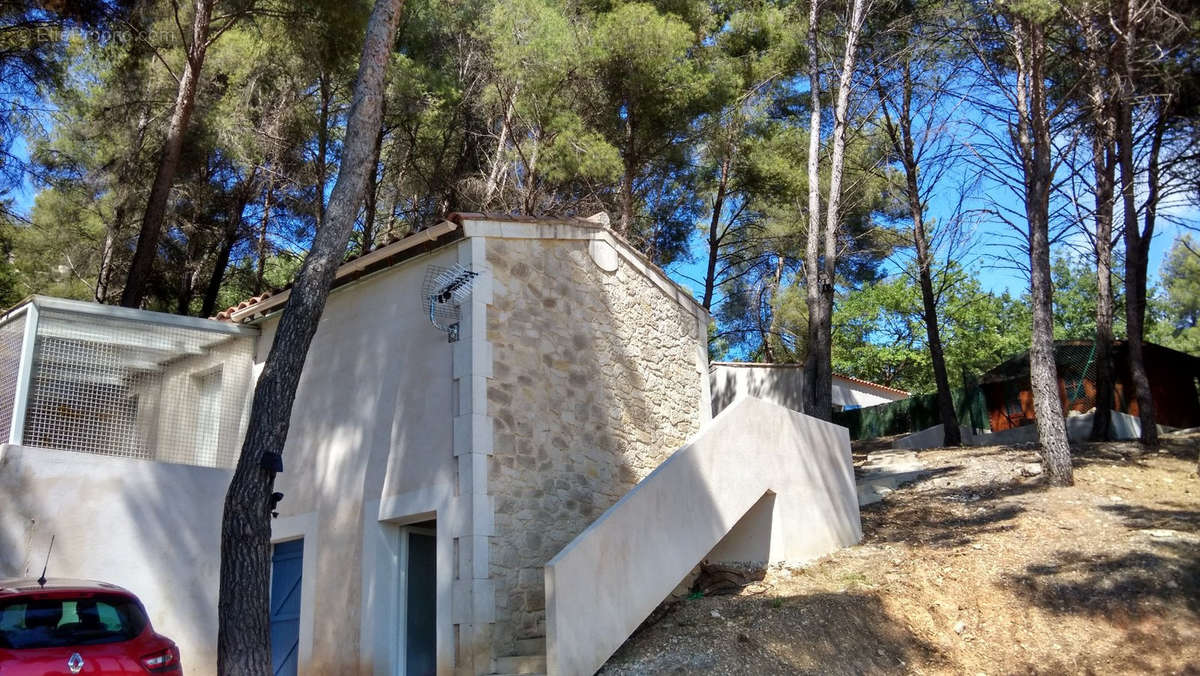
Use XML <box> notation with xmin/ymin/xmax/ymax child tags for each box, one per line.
<box><xmin>270</xmin><ymin>539</ymin><xmax>303</xmax><ymax>676</ymax></box>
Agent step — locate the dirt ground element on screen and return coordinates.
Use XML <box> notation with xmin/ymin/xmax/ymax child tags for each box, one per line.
<box><xmin>600</xmin><ymin>434</ymin><xmax>1200</xmax><ymax>675</ymax></box>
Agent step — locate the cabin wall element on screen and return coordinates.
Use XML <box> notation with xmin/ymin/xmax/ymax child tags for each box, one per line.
<box><xmin>983</xmin><ymin>345</ymin><xmax>1200</xmax><ymax>432</ymax></box>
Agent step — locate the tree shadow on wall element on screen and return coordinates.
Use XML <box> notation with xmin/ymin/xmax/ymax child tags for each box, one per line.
<box><xmin>0</xmin><ymin>459</ymin><xmax>37</xmax><ymax>577</ymax></box>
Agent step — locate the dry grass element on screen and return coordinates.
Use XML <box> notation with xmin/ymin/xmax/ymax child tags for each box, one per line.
<box><xmin>601</xmin><ymin>435</ymin><xmax>1200</xmax><ymax>675</ymax></box>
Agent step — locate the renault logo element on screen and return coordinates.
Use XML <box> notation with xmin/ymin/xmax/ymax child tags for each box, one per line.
<box><xmin>67</xmin><ymin>652</ymin><xmax>84</xmax><ymax>674</ymax></box>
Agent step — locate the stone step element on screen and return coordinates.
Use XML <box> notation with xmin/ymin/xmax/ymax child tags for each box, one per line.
<box><xmin>490</xmin><ymin>655</ymin><xmax>547</xmax><ymax>675</ymax></box>
<box><xmin>856</xmin><ymin>450</ymin><xmax>927</xmax><ymax>506</ymax></box>
<box><xmin>861</xmin><ymin>449</ymin><xmax>920</xmax><ymax>469</ymax></box>
<box><xmin>514</xmin><ymin>637</ymin><xmax>546</xmax><ymax>655</ymax></box>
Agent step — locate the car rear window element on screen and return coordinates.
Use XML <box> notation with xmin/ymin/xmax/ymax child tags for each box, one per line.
<box><xmin>0</xmin><ymin>594</ymin><xmax>148</xmax><ymax>649</ymax></box>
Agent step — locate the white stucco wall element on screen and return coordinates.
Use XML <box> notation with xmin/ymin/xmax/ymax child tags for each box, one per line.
<box><xmin>0</xmin><ymin>244</ymin><xmax>465</xmax><ymax>676</ymax></box>
<box><xmin>151</xmin><ymin>335</ymin><xmax>255</xmax><ymax>467</ymax></box>
<box><xmin>0</xmin><ymin>443</ymin><xmax>231</xmax><ymax>675</ymax></box>
<box><xmin>258</xmin><ymin>244</ymin><xmax>460</xmax><ymax>674</ymax></box>
<box><xmin>545</xmin><ymin>396</ymin><xmax>862</xmax><ymax>676</ymax></box>
<box><xmin>710</xmin><ymin>363</ymin><xmax>907</xmax><ymax>416</ymax></box>
<box><xmin>0</xmin><ymin>221</ymin><xmax>728</xmax><ymax>675</ymax></box>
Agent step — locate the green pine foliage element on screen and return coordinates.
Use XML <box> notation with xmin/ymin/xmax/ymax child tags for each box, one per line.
<box><xmin>1149</xmin><ymin>236</ymin><xmax>1200</xmax><ymax>355</ymax></box>
<box><xmin>831</xmin><ymin>263</ymin><xmax>1031</xmax><ymax>393</ymax></box>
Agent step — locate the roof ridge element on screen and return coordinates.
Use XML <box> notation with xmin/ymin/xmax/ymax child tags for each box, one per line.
<box><xmin>212</xmin><ymin>221</ymin><xmax>461</xmax><ymax>322</ymax></box>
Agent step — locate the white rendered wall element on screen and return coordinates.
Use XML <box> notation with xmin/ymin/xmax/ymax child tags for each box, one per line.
<box><xmin>710</xmin><ymin>363</ymin><xmax>905</xmax><ymax>416</ymax></box>
<box><xmin>836</xmin><ymin>377</ymin><xmax>906</xmax><ymax>408</ymax></box>
<box><xmin>0</xmin><ymin>247</ymin><xmax>462</xmax><ymax>676</ymax></box>
<box><xmin>258</xmin><ymin>245</ymin><xmax>460</xmax><ymax>674</ymax></box>
<box><xmin>544</xmin><ymin>396</ymin><xmax>862</xmax><ymax>676</ymax></box>
<box><xmin>0</xmin><ymin>443</ymin><xmax>231</xmax><ymax>675</ymax></box>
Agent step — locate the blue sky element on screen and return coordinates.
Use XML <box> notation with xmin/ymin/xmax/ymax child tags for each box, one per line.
<box><xmin>9</xmin><ymin>125</ymin><xmax>1191</xmax><ymax>307</ymax></box>
<box><xmin>663</xmin><ymin>163</ymin><xmax>1194</xmax><ymax>308</ymax></box>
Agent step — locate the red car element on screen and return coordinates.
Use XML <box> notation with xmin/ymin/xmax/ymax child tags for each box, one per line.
<box><xmin>0</xmin><ymin>578</ymin><xmax>181</xmax><ymax>674</ymax></box>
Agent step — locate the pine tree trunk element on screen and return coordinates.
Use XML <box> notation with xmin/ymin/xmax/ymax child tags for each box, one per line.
<box><xmin>255</xmin><ymin>183</ymin><xmax>273</xmax><ymax>295</ymax></box>
<box><xmin>216</xmin><ymin>1</ymin><xmax>406</xmax><ymax>672</ymax></box>
<box><xmin>701</xmin><ymin>156</ymin><xmax>730</xmax><ymax>311</ymax></box>
<box><xmin>361</xmin><ymin>121</ymin><xmax>386</xmax><ymax>254</ymax></box>
<box><xmin>619</xmin><ymin>108</ymin><xmax>636</xmax><ymax>234</ymax></box>
<box><xmin>315</xmin><ymin>72</ymin><xmax>332</xmax><ymax>226</ymax></box>
<box><xmin>201</xmin><ymin>231</ymin><xmax>237</xmax><ymax>318</ymax></box>
<box><xmin>177</xmin><ymin>267</ymin><xmax>196</xmax><ymax>315</ymax></box>
<box><xmin>201</xmin><ymin>174</ymin><xmax>257</xmax><ymax>318</ymax></box>
<box><xmin>95</xmin><ymin>223</ymin><xmax>116</xmax><ymax>303</ymax></box>
<box><xmin>120</xmin><ymin>0</ymin><xmax>213</xmax><ymax>308</ymax></box>
<box><xmin>483</xmin><ymin>91</ymin><xmax>517</xmax><ymax>208</ymax></box>
<box><xmin>918</xmin><ymin>243</ymin><xmax>960</xmax><ymax>446</ymax></box>
<box><xmin>1120</xmin><ymin>107</ymin><xmax>1162</xmax><ymax>447</ymax></box>
<box><xmin>98</xmin><ymin>112</ymin><xmax>150</xmax><ymax>304</ymax></box>
<box><xmin>1015</xmin><ymin>18</ymin><xmax>1072</xmax><ymax>485</ymax></box>
<box><xmin>522</xmin><ymin>134</ymin><xmax>540</xmax><ymax>215</ymax></box>
<box><xmin>1114</xmin><ymin>0</ymin><xmax>1159</xmax><ymax>447</ymax></box>
<box><xmin>804</xmin><ymin>0</ymin><xmax>865</xmax><ymax>421</ymax></box>
<box><xmin>1090</xmin><ymin>140</ymin><xmax>1116</xmax><ymax>441</ymax></box>
<box><xmin>886</xmin><ymin>61</ymin><xmax>961</xmax><ymax>446</ymax></box>
<box><xmin>802</xmin><ymin>0</ymin><xmax>824</xmax><ymax>417</ymax></box>
<box><xmin>620</xmin><ymin>156</ymin><xmax>635</xmax><ymax>235</ymax></box>
<box><xmin>1080</xmin><ymin>3</ymin><xmax>1116</xmax><ymax>442</ymax></box>
<box><xmin>764</xmin><ymin>255</ymin><xmax>785</xmax><ymax>362</ymax></box>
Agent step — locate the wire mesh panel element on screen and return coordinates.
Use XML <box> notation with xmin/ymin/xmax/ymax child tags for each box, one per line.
<box><xmin>1058</xmin><ymin>342</ymin><xmax>1102</xmax><ymax>413</ymax></box>
<box><xmin>0</xmin><ymin>314</ymin><xmax>26</xmax><ymax>443</ymax></box>
<box><xmin>20</xmin><ymin>307</ymin><xmax>254</xmax><ymax>468</ymax></box>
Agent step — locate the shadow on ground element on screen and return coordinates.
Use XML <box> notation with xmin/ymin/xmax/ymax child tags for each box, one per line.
<box><xmin>1101</xmin><ymin>501</ymin><xmax>1200</xmax><ymax>533</ymax></box>
<box><xmin>1007</xmin><ymin>540</ymin><xmax>1198</xmax><ymax>613</ymax></box>
<box><xmin>602</xmin><ymin>591</ymin><xmax>946</xmax><ymax>675</ymax></box>
<box><xmin>1000</xmin><ymin>497</ymin><xmax>1200</xmax><ymax>672</ymax></box>
<box><xmin>861</xmin><ymin>473</ymin><xmax>1046</xmax><ymax>548</ymax></box>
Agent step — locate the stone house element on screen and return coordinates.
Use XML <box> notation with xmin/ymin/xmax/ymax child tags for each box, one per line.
<box><xmin>0</xmin><ymin>214</ymin><xmax>861</xmax><ymax>675</ymax></box>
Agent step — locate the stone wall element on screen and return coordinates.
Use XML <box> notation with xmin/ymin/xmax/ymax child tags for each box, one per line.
<box><xmin>485</xmin><ymin>236</ymin><xmax>706</xmax><ymax>656</ymax></box>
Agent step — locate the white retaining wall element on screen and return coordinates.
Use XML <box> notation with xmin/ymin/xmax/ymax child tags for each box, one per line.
<box><xmin>544</xmin><ymin>397</ymin><xmax>862</xmax><ymax>676</ymax></box>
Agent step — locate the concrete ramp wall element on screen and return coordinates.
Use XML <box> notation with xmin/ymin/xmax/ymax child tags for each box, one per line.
<box><xmin>892</xmin><ymin>410</ymin><xmax>1152</xmax><ymax>450</ymax></box>
<box><xmin>543</xmin><ymin>397</ymin><xmax>862</xmax><ymax>676</ymax></box>
<box><xmin>0</xmin><ymin>444</ymin><xmax>231</xmax><ymax>675</ymax></box>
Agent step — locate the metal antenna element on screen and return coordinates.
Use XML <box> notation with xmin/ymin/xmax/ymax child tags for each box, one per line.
<box><xmin>37</xmin><ymin>534</ymin><xmax>55</xmax><ymax>587</ymax></box>
<box><xmin>420</xmin><ymin>264</ymin><xmax>480</xmax><ymax>342</ymax></box>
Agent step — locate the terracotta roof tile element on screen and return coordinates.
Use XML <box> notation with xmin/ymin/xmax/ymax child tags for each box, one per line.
<box><xmin>213</xmin><ymin>212</ymin><xmax>615</xmax><ymax>322</ymax></box>
<box><xmin>833</xmin><ymin>373</ymin><xmax>910</xmax><ymax>397</ymax></box>
<box><xmin>213</xmin><ymin>291</ymin><xmax>274</xmax><ymax>321</ymax></box>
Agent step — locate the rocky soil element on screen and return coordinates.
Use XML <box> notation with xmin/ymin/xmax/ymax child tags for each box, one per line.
<box><xmin>600</xmin><ymin>433</ymin><xmax>1200</xmax><ymax>675</ymax></box>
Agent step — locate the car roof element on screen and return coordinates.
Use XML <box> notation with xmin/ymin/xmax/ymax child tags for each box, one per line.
<box><xmin>0</xmin><ymin>578</ymin><xmax>135</xmax><ymax>598</ymax></box>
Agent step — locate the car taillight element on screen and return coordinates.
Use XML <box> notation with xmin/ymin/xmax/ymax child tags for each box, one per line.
<box><xmin>140</xmin><ymin>645</ymin><xmax>181</xmax><ymax>673</ymax></box>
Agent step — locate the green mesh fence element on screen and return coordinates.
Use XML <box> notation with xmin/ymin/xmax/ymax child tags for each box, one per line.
<box><xmin>833</xmin><ymin>383</ymin><xmax>989</xmax><ymax>441</ymax></box>
<box><xmin>1053</xmin><ymin>341</ymin><xmax>1116</xmax><ymax>415</ymax></box>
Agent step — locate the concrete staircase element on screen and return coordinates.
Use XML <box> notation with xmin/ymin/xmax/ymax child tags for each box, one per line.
<box><xmin>542</xmin><ymin>397</ymin><xmax>862</xmax><ymax>675</ymax></box>
<box><xmin>489</xmin><ymin>638</ymin><xmax>546</xmax><ymax>675</ymax></box>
